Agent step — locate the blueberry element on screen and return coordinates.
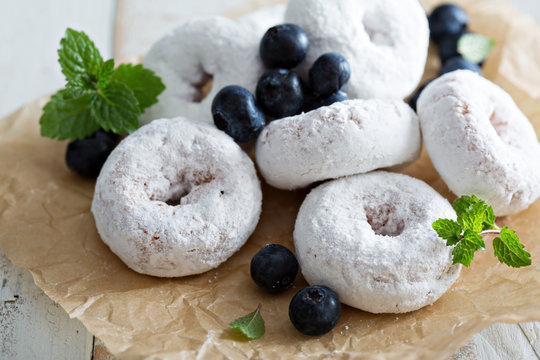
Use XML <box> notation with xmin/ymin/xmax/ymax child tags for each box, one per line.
<box><xmin>309</xmin><ymin>53</ymin><xmax>351</xmax><ymax>97</ymax></box>
<box><xmin>439</xmin><ymin>56</ymin><xmax>482</xmax><ymax>76</ymax></box>
<box><xmin>429</xmin><ymin>4</ymin><xmax>469</xmax><ymax>44</ymax></box>
<box><xmin>311</xmin><ymin>91</ymin><xmax>349</xmax><ymax>111</ymax></box>
<box><xmin>212</xmin><ymin>85</ymin><xmax>266</xmax><ymax>142</ymax></box>
<box><xmin>259</xmin><ymin>24</ymin><xmax>310</xmax><ymax>69</ymax></box>
<box><xmin>256</xmin><ymin>69</ymin><xmax>304</xmax><ymax>119</ymax></box>
<box><xmin>250</xmin><ymin>244</ymin><xmax>298</xmax><ymax>293</ymax></box>
<box><xmin>65</xmin><ymin>130</ymin><xmax>118</xmax><ymax>178</ymax></box>
<box><xmin>289</xmin><ymin>286</ymin><xmax>341</xmax><ymax>336</ymax></box>
<box><xmin>407</xmin><ymin>80</ymin><xmax>432</xmax><ymax>112</ymax></box>
<box><xmin>438</xmin><ymin>31</ymin><xmax>466</xmax><ymax>63</ymax></box>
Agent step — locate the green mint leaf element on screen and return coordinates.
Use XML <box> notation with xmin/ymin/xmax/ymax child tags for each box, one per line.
<box><xmin>452</xmin><ymin>230</ymin><xmax>486</xmax><ymax>266</ymax></box>
<box><xmin>482</xmin><ymin>205</ymin><xmax>497</xmax><ymax>231</ymax></box>
<box><xmin>458</xmin><ymin>201</ymin><xmax>490</xmax><ymax>233</ymax></box>
<box><xmin>452</xmin><ymin>242</ymin><xmax>475</xmax><ymax>267</ymax></box>
<box><xmin>90</xmin><ymin>80</ymin><xmax>141</xmax><ymax>134</ymax></box>
<box><xmin>229</xmin><ymin>304</ymin><xmax>265</xmax><ymax>339</ymax></box>
<box><xmin>493</xmin><ymin>227</ymin><xmax>532</xmax><ymax>268</ymax></box>
<box><xmin>58</xmin><ymin>28</ymin><xmax>103</xmax><ymax>82</ymax></box>
<box><xmin>111</xmin><ymin>64</ymin><xmax>165</xmax><ymax>110</ymax></box>
<box><xmin>432</xmin><ymin>219</ymin><xmax>462</xmax><ymax>246</ymax></box>
<box><xmin>96</xmin><ymin>59</ymin><xmax>115</xmax><ymax>88</ymax></box>
<box><xmin>64</xmin><ymin>78</ymin><xmax>94</xmax><ymax>99</ymax></box>
<box><xmin>40</xmin><ymin>90</ymin><xmax>100</xmax><ymax>140</ymax></box>
<box><xmin>452</xmin><ymin>195</ymin><xmax>481</xmax><ymax>218</ymax></box>
<box><xmin>458</xmin><ymin>33</ymin><xmax>496</xmax><ymax>64</ymax></box>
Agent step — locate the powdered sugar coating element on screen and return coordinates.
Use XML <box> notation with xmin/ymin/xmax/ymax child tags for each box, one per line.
<box><xmin>255</xmin><ymin>99</ymin><xmax>421</xmax><ymax>190</ymax></box>
<box><xmin>141</xmin><ymin>6</ymin><xmax>285</xmax><ymax>126</ymax></box>
<box><xmin>418</xmin><ymin>70</ymin><xmax>540</xmax><ymax>215</ymax></box>
<box><xmin>285</xmin><ymin>0</ymin><xmax>429</xmax><ymax>100</ymax></box>
<box><xmin>237</xmin><ymin>4</ymin><xmax>286</xmax><ymax>37</ymax></box>
<box><xmin>91</xmin><ymin>118</ymin><xmax>262</xmax><ymax>277</ymax></box>
<box><xmin>294</xmin><ymin>171</ymin><xmax>461</xmax><ymax>313</ymax></box>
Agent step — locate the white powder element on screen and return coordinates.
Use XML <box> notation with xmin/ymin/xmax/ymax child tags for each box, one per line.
<box><xmin>418</xmin><ymin>70</ymin><xmax>540</xmax><ymax>215</ymax></box>
<box><xmin>294</xmin><ymin>171</ymin><xmax>461</xmax><ymax>313</ymax></box>
<box><xmin>91</xmin><ymin>118</ymin><xmax>262</xmax><ymax>277</ymax></box>
<box><xmin>285</xmin><ymin>0</ymin><xmax>429</xmax><ymax>100</ymax></box>
<box><xmin>256</xmin><ymin>99</ymin><xmax>421</xmax><ymax>190</ymax></box>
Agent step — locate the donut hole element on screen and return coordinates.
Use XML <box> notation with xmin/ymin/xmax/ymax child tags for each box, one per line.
<box><xmin>364</xmin><ymin>204</ymin><xmax>405</xmax><ymax>237</ymax></box>
<box><xmin>191</xmin><ymin>69</ymin><xmax>213</xmax><ymax>103</ymax></box>
<box><xmin>362</xmin><ymin>13</ymin><xmax>394</xmax><ymax>47</ymax></box>
<box><xmin>489</xmin><ymin>110</ymin><xmax>509</xmax><ymax>142</ymax></box>
<box><xmin>162</xmin><ymin>185</ymin><xmax>192</xmax><ymax>207</ymax></box>
<box><xmin>165</xmin><ymin>193</ymin><xmax>187</xmax><ymax>206</ymax></box>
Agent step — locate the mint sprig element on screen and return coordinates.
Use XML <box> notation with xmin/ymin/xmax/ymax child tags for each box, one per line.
<box><xmin>40</xmin><ymin>28</ymin><xmax>165</xmax><ymax>141</ymax></box>
<box><xmin>229</xmin><ymin>304</ymin><xmax>265</xmax><ymax>340</ymax></box>
<box><xmin>458</xmin><ymin>33</ymin><xmax>496</xmax><ymax>64</ymax></box>
<box><xmin>433</xmin><ymin>195</ymin><xmax>531</xmax><ymax>268</ymax></box>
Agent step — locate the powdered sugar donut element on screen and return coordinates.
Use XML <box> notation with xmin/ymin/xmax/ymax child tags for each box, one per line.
<box><xmin>285</xmin><ymin>0</ymin><xmax>429</xmax><ymax>100</ymax></box>
<box><xmin>91</xmin><ymin>118</ymin><xmax>262</xmax><ymax>277</ymax></box>
<box><xmin>255</xmin><ymin>99</ymin><xmax>421</xmax><ymax>190</ymax></box>
<box><xmin>141</xmin><ymin>6</ymin><xmax>285</xmax><ymax>126</ymax></box>
<box><xmin>418</xmin><ymin>70</ymin><xmax>540</xmax><ymax>216</ymax></box>
<box><xmin>294</xmin><ymin>171</ymin><xmax>461</xmax><ymax>313</ymax></box>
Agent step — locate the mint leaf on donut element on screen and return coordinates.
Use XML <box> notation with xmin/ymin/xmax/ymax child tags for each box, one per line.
<box><xmin>458</xmin><ymin>201</ymin><xmax>491</xmax><ymax>233</ymax></box>
<box><xmin>433</xmin><ymin>195</ymin><xmax>531</xmax><ymax>268</ymax></box>
<box><xmin>493</xmin><ymin>227</ymin><xmax>532</xmax><ymax>268</ymax></box>
<box><xmin>229</xmin><ymin>304</ymin><xmax>265</xmax><ymax>339</ymax></box>
<box><xmin>90</xmin><ymin>81</ymin><xmax>141</xmax><ymax>134</ymax></box>
<box><xmin>452</xmin><ymin>230</ymin><xmax>486</xmax><ymax>266</ymax></box>
<box><xmin>432</xmin><ymin>219</ymin><xmax>462</xmax><ymax>246</ymax></box>
<box><xmin>458</xmin><ymin>33</ymin><xmax>496</xmax><ymax>64</ymax></box>
<box><xmin>41</xmin><ymin>28</ymin><xmax>165</xmax><ymax>140</ymax></box>
<box><xmin>452</xmin><ymin>195</ymin><xmax>481</xmax><ymax>217</ymax></box>
<box><xmin>111</xmin><ymin>64</ymin><xmax>165</xmax><ymax>110</ymax></box>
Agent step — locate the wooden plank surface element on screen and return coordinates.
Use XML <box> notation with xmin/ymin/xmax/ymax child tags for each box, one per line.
<box><xmin>0</xmin><ymin>252</ymin><xmax>94</xmax><ymax>360</ymax></box>
<box><xmin>0</xmin><ymin>1</ymin><xmax>539</xmax><ymax>359</ymax></box>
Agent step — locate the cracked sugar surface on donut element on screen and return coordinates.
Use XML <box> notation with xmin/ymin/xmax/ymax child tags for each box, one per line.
<box><xmin>140</xmin><ymin>5</ymin><xmax>285</xmax><ymax>126</ymax></box>
<box><xmin>418</xmin><ymin>70</ymin><xmax>540</xmax><ymax>216</ymax></box>
<box><xmin>255</xmin><ymin>99</ymin><xmax>421</xmax><ymax>190</ymax></box>
<box><xmin>284</xmin><ymin>0</ymin><xmax>429</xmax><ymax>100</ymax></box>
<box><xmin>91</xmin><ymin>118</ymin><xmax>262</xmax><ymax>277</ymax></box>
<box><xmin>294</xmin><ymin>171</ymin><xmax>461</xmax><ymax>314</ymax></box>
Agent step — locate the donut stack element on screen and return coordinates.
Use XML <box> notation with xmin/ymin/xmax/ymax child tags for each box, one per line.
<box><xmin>91</xmin><ymin>0</ymin><xmax>540</xmax><ymax>316</ymax></box>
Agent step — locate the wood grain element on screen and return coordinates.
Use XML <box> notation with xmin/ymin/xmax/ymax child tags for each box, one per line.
<box><xmin>0</xmin><ymin>251</ymin><xmax>93</xmax><ymax>360</ymax></box>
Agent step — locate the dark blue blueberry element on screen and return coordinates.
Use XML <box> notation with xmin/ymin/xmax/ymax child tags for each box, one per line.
<box><xmin>211</xmin><ymin>85</ymin><xmax>266</xmax><ymax>142</ymax></box>
<box><xmin>289</xmin><ymin>285</ymin><xmax>341</xmax><ymax>336</ymax></box>
<box><xmin>256</xmin><ymin>69</ymin><xmax>304</xmax><ymax>119</ymax></box>
<box><xmin>260</xmin><ymin>24</ymin><xmax>310</xmax><ymax>69</ymax></box>
<box><xmin>309</xmin><ymin>53</ymin><xmax>351</xmax><ymax>97</ymax></box>
<box><xmin>407</xmin><ymin>80</ymin><xmax>432</xmax><ymax>112</ymax></box>
<box><xmin>438</xmin><ymin>30</ymin><xmax>467</xmax><ymax>63</ymax></box>
<box><xmin>429</xmin><ymin>4</ymin><xmax>469</xmax><ymax>44</ymax></box>
<box><xmin>311</xmin><ymin>91</ymin><xmax>349</xmax><ymax>111</ymax></box>
<box><xmin>439</xmin><ymin>56</ymin><xmax>482</xmax><ymax>76</ymax></box>
<box><xmin>250</xmin><ymin>244</ymin><xmax>298</xmax><ymax>293</ymax></box>
<box><xmin>65</xmin><ymin>130</ymin><xmax>118</xmax><ymax>178</ymax></box>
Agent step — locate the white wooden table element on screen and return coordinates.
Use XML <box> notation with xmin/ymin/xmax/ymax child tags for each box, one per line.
<box><xmin>1</xmin><ymin>1</ymin><xmax>540</xmax><ymax>359</ymax></box>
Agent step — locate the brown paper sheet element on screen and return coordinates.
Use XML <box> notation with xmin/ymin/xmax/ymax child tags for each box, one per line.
<box><xmin>1</xmin><ymin>0</ymin><xmax>540</xmax><ymax>359</ymax></box>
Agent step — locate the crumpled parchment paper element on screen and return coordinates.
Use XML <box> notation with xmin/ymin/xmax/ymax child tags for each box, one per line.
<box><xmin>1</xmin><ymin>0</ymin><xmax>540</xmax><ymax>359</ymax></box>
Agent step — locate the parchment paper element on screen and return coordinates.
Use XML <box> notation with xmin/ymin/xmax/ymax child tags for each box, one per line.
<box><xmin>1</xmin><ymin>0</ymin><xmax>540</xmax><ymax>359</ymax></box>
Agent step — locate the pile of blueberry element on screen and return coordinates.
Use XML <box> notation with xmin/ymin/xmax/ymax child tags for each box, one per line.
<box><xmin>212</xmin><ymin>24</ymin><xmax>351</xmax><ymax>143</ymax></box>
<box><xmin>250</xmin><ymin>244</ymin><xmax>342</xmax><ymax>336</ymax></box>
<box><xmin>409</xmin><ymin>3</ymin><xmax>486</xmax><ymax>111</ymax></box>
